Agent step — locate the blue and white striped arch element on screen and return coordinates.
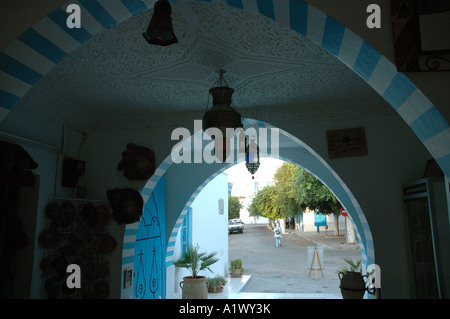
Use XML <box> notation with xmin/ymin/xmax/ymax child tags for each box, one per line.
<box><xmin>1</xmin><ymin>0</ymin><xmax>449</xmax><ymax>175</ymax></box>
<box><xmin>1</xmin><ymin>0</ymin><xmax>449</xmax><ymax>176</ymax></box>
<box><xmin>133</xmin><ymin>117</ymin><xmax>374</xmax><ymax>283</ymax></box>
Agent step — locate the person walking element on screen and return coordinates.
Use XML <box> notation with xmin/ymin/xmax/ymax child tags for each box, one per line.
<box><xmin>285</xmin><ymin>217</ymin><xmax>290</xmax><ymax>231</ymax></box>
<box><xmin>274</xmin><ymin>222</ymin><xmax>282</xmax><ymax>247</ymax></box>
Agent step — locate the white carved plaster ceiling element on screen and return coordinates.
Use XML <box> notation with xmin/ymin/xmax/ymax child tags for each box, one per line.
<box><xmin>16</xmin><ymin>1</ymin><xmax>393</xmax><ymax>131</ymax></box>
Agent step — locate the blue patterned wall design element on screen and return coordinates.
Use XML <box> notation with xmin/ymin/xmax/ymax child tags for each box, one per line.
<box><xmin>133</xmin><ymin>176</ymin><xmax>165</xmax><ymax>299</ymax></box>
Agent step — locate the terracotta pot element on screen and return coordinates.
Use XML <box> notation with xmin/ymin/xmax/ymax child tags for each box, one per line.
<box><xmin>230</xmin><ymin>269</ymin><xmax>242</xmax><ymax>278</ymax></box>
<box><xmin>208</xmin><ymin>286</ymin><xmax>224</xmax><ymax>293</ymax></box>
<box><xmin>338</xmin><ymin>271</ymin><xmax>366</xmax><ymax>299</ymax></box>
<box><xmin>179</xmin><ymin>276</ymin><xmax>208</xmax><ymax>299</ymax></box>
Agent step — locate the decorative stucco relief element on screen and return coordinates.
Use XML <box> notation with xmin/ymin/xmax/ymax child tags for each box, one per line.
<box><xmin>16</xmin><ymin>1</ymin><xmax>390</xmax><ymax>132</ymax></box>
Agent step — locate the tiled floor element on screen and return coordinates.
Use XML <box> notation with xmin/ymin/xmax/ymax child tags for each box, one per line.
<box><xmin>208</xmin><ymin>275</ymin><xmax>341</xmax><ymax>299</ymax></box>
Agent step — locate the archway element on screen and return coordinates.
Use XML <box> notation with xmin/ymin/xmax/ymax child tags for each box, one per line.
<box><xmin>0</xmin><ymin>0</ymin><xmax>449</xmax><ymax>177</ymax></box>
<box><xmin>121</xmin><ymin>118</ymin><xmax>373</xmax><ymax>298</ymax></box>
<box><xmin>0</xmin><ymin>0</ymin><xmax>446</xmax><ymax>299</ymax></box>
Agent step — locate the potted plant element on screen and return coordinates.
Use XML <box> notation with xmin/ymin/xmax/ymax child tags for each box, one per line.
<box><xmin>173</xmin><ymin>244</ymin><xmax>219</xmax><ymax>299</ymax></box>
<box><xmin>229</xmin><ymin>258</ymin><xmax>244</xmax><ymax>277</ymax></box>
<box><xmin>337</xmin><ymin>258</ymin><xmax>366</xmax><ymax>299</ymax></box>
<box><xmin>206</xmin><ymin>275</ymin><xmax>227</xmax><ymax>293</ymax></box>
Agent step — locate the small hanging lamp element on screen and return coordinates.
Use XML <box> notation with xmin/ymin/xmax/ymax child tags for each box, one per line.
<box><xmin>245</xmin><ymin>137</ymin><xmax>260</xmax><ymax>179</ymax></box>
<box><xmin>203</xmin><ymin>70</ymin><xmax>243</xmax><ymax>162</ymax></box>
<box><xmin>142</xmin><ymin>0</ymin><xmax>178</xmax><ymax>46</ymax></box>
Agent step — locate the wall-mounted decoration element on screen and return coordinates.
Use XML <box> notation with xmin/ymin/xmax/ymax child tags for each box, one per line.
<box><xmin>123</xmin><ymin>268</ymin><xmax>132</xmax><ymax>288</ymax></box>
<box><xmin>62</xmin><ymin>158</ymin><xmax>85</xmax><ymax>187</ymax></box>
<box><xmin>38</xmin><ymin>199</ymin><xmax>116</xmax><ymax>299</ymax></box>
<box><xmin>107</xmin><ymin>188</ymin><xmax>144</xmax><ymax>225</ymax></box>
<box><xmin>326</xmin><ymin>127</ymin><xmax>368</xmax><ymax>159</ymax></box>
<box><xmin>117</xmin><ymin>143</ymin><xmax>155</xmax><ymax>180</ymax></box>
<box><xmin>391</xmin><ymin>0</ymin><xmax>450</xmax><ymax>71</ymax></box>
<box><xmin>0</xmin><ymin>140</ymin><xmax>38</xmax><ymax>186</ymax></box>
<box><xmin>0</xmin><ymin>141</ymin><xmax>38</xmax><ymax>297</ymax></box>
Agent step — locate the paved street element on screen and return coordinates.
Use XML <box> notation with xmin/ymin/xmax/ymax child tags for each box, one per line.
<box><xmin>228</xmin><ymin>224</ymin><xmax>362</xmax><ymax>297</ymax></box>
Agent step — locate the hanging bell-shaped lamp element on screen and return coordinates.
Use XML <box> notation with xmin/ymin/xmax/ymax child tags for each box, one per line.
<box><xmin>203</xmin><ymin>70</ymin><xmax>243</xmax><ymax>162</ymax></box>
<box><xmin>245</xmin><ymin>137</ymin><xmax>260</xmax><ymax>179</ymax></box>
<box><xmin>142</xmin><ymin>0</ymin><xmax>178</xmax><ymax>46</ymax></box>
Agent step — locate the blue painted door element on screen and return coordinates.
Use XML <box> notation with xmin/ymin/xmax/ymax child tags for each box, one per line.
<box><xmin>134</xmin><ymin>177</ymin><xmax>166</xmax><ymax>299</ymax></box>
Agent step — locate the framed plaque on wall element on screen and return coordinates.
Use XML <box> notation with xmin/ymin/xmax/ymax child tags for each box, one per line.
<box><xmin>326</xmin><ymin>127</ymin><xmax>368</xmax><ymax>159</ymax></box>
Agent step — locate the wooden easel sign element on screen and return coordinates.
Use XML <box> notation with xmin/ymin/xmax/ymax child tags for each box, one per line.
<box><xmin>308</xmin><ymin>246</ymin><xmax>324</xmax><ymax>280</ymax></box>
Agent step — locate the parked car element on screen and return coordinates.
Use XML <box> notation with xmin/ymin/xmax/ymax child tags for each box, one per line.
<box><xmin>228</xmin><ymin>219</ymin><xmax>244</xmax><ymax>234</ymax></box>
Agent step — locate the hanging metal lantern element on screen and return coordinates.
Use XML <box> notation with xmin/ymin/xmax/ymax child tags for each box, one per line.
<box><xmin>245</xmin><ymin>137</ymin><xmax>260</xmax><ymax>179</ymax></box>
<box><xmin>203</xmin><ymin>70</ymin><xmax>243</xmax><ymax>162</ymax></box>
<box><xmin>142</xmin><ymin>0</ymin><xmax>178</xmax><ymax>46</ymax></box>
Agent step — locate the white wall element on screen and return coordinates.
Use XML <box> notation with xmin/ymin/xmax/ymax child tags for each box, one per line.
<box><xmin>191</xmin><ymin>173</ymin><xmax>229</xmax><ymax>277</ymax></box>
<box><xmin>166</xmin><ymin>172</ymin><xmax>229</xmax><ymax>299</ymax></box>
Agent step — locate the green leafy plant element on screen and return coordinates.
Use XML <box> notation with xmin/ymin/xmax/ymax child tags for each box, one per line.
<box><xmin>206</xmin><ymin>275</ymin><xmax>227</xmax><ymax>290</ymax></box>
<box><xmin>230</xmin><ymin>258</ymin><xmax>243</xmax><ymax>271</ymax></box>
<box><xmin>173</xmin><ymin>244</ymin><xmax>219</xmax><ymax>278</ymax></box>
<box><xmin>337</xmin><ymin>258</ymin><xmax>362</xmax><ymax>275</ymax></box>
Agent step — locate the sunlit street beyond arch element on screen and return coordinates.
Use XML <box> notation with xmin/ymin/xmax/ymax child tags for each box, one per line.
<box><xmin>224</xmin><ymin>158</ymin><xmax>363</xmax><ymax>298</ymax></box>
<box><xmin>228</xmin><ymin>224</ymin><xmax>362</xmax><ymax>298</ymax></box>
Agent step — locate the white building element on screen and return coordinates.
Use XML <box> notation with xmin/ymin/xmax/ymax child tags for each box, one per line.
<box><xmin>226</xmin><ymin>158</ymin><xmax>285</xmax><ymax>224</ymax></box>
<box><xmin>166</xmin><ymin>172</ymin><xmax>229</xmax><ymax>299</ymax></box>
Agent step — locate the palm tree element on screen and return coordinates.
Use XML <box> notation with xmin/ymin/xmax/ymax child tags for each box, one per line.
<box><xmin>173</xmin><ymin>244</ymin><xmax>219</xmax><ymax>278</ymax></box>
